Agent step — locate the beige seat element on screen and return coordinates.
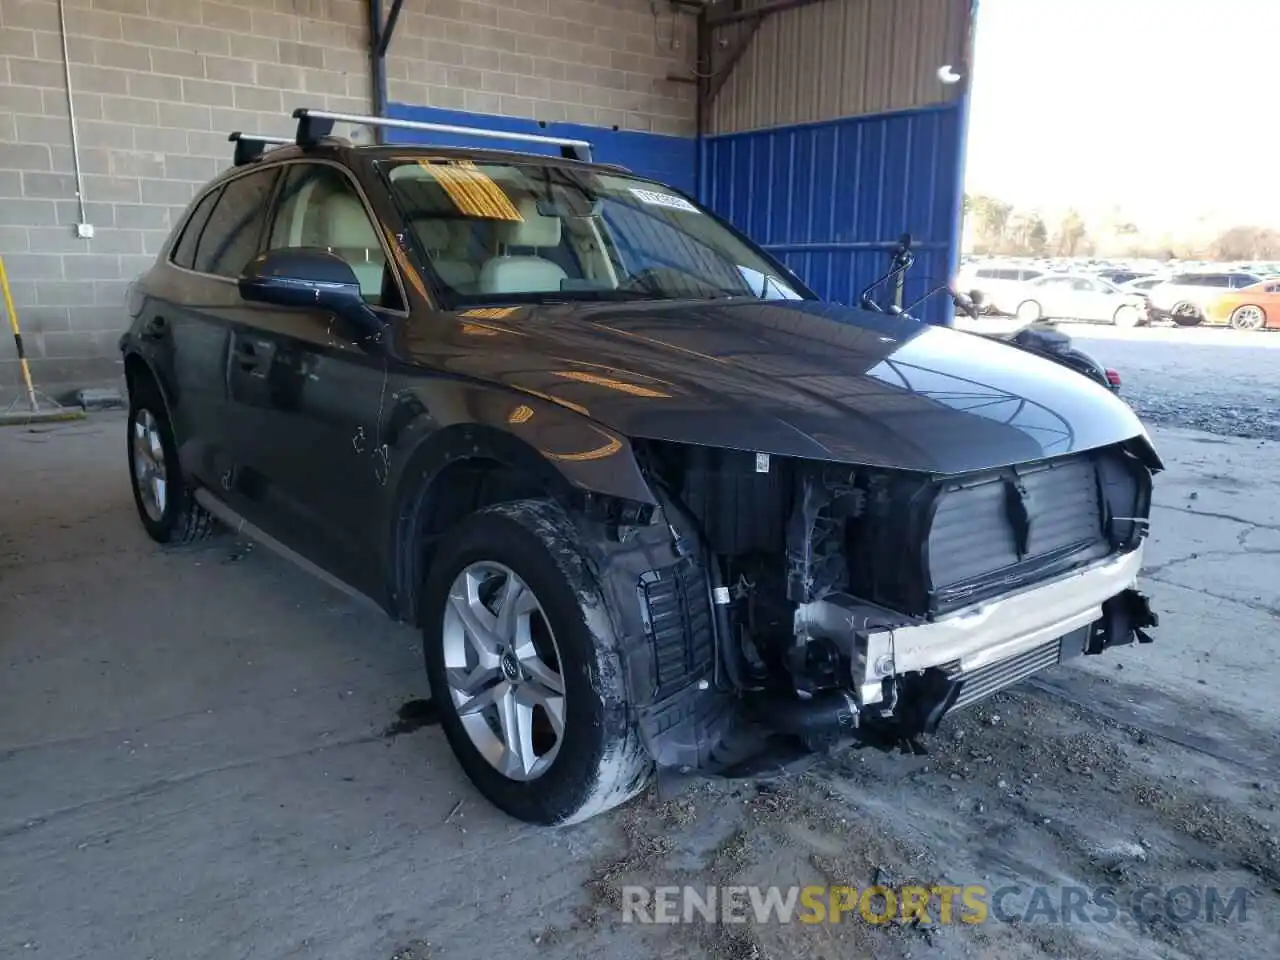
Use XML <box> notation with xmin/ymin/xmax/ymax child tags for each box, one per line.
<box><xmin>478</xmin><ymin>198</ymin><xmax>567</xmax><ymax>295</ymax></box>
<box><xmin>418</xmin><ymin>220</ymin><xmax>478</xmax><ymax>291</ymax></box>
<box><xmin>316</xmin><ymin>192</ymin><xmax>385</xmax><ymax>299</ymax></box>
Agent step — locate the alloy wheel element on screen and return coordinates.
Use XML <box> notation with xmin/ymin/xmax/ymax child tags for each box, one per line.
<box><xmin>441</xmin><ymin>561</ymin><xmax>566</xmax><ymax>781</ymax></box>
<box><xmin>1231</xmin><ymin>305</ymin><xmax>1265</xmax><ymax>330</ymax></box>
<box><xmin>131</xmin><ymin>409</ymin><xmax>168</xmax><ymax>522</ymax></box>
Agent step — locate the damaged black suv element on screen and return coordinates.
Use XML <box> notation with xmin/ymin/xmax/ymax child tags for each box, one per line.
<box><xmin>120</xmin><ymin>109</ymin><xmax>1161</xmax><ymax>824</ymax></box>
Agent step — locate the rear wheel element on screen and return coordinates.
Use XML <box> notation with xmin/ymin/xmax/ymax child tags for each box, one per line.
<box><xmin>1112</xmin><ymin>304</ymin><xmax>1141</xmax><ymax>328</ymax></box>
<box><xmin>1016</xmin><ymin>299</ymin><xmax>1042</xmax><ymax>323</ymax></box>
<box><xmin>1230</xmin><ymin>304</ymin><xmax>1266</xmax><ymax>330</ymax></box>
<box><xmin>1171</xmin><ymin>301</ymin><xmax>1203</xmax><ymax>326</ymax></box>
<box><xmin>126</xmin><ymin>384</ymin><xmax>215</xmax><ymax>544</ymax></box>
<box><xmin>421</xmin><ymin>499</ymin><xmax>649</xmax><ymax>824</ymax></box>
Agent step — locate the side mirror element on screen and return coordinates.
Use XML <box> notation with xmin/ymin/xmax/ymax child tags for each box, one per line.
<box><xmin>239</xmin><ymin>248</ymin><xmax>381</xmax><ymax>331</ymax></box>
<box><xmin>968</xmin><ymin>289</ymin><xmax>985</xmax><ymax>308</ymax></box>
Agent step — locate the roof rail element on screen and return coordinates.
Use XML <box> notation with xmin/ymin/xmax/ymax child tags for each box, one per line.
<box><xmin>228</xmin><ymin>132</ymin><xmax>292</xmax><ymax>166</ymax></box>
<box><xmin>291</xmin><ymin>108</ymin><xmax>595</xmax><ymax>162</ymax></box>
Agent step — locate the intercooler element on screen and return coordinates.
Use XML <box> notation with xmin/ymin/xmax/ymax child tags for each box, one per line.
<box><xmin>950</xmin><ymin>637</ymin><xmax>1063</xmax><ymax>710</ymax></box>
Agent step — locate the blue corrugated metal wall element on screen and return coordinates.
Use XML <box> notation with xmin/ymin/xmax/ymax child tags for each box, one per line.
<box><xmin>701</xmin><ymin>102</ymin><xmax>965</xmax><ymax>325</ymax></box>
<box><xmin>385</xmin><ymin>102</ymin><xmax>967</xmax><ymax>324</ymax></box>
<box><xmin>387</xmin><ymin>104</ymin><xmax>696</xmax><ymax>195</ymax></box>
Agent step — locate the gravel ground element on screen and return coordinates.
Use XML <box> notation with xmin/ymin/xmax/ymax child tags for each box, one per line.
<box><xmin>1059</xmin><ymin>323</ymin><xmax>1280</xmax><ymax>441</ymax></box>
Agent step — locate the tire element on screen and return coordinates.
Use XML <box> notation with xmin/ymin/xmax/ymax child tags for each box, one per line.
<box><xmin>1230</xmin><ymin>304</ymin><xmax>1266</xmax><ymax>331</ymax></box>
<box><xmin>1170</xmin><ymin>301</ymin><xmax>1203</xmax><ymax>326</ymax></box>
<box><xmin>1112</xmin><ymin>304</ymin><xmax>1141</xmax><ymax>328</ymax></box>
<box><xmin>1016</xmin><ymin>300</ymin><xmax>1042</xmax><ymax>323</ymax></box>
<box><xmin>421</xmin><ymin>498</ymin><xmax>650</xmax><ymax>825</ymax></box>
<box><xmin>127</xmin><ymin>382</ymin><xmax>216</xmax><ymax>544</ymax></box>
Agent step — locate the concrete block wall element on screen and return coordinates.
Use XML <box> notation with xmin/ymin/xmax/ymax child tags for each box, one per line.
<box><xmin>0</xmin><ymin>0</ymin><xmax>373</xmax><ymax>397</ymax></box>
<box><xmin>0</xmin><ymin>0</ymin><xmax>696</xmax><ymax>400</ymax></box>
<box><xmin>386</xmin><ymin>0</ymin><xmax>697</xmax><ymax>136</ymax></box>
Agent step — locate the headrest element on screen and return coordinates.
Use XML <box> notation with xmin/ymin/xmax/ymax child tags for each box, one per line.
<box><xmin>498</xmin><ymin>198</ymin><xmax>561</xmax><ymax>248</ymax></box>
<box><xmin>417</xmin><ymin>219</ymin><xmax>450</xmax><ymax>251</ymax></box>
<box><xmin>320</xmin><ymin>193</ymin><xmax>379</xmax><ymax>248</ymax></box>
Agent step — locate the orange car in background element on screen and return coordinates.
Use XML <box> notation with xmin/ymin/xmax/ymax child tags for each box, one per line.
<box><xmin>1204</xmin><ymin>279</ymin><xmax>1280</xmax><ymax>330</ymax></box>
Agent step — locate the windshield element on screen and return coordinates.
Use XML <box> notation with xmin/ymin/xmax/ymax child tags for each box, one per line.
<box><xmin>381</xmin><ymin>158</ymin><xmax>809</xmax><ymax>306</ymax></box>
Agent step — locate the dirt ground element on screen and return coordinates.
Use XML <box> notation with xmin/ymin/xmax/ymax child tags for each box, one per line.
<box><xmin>3</xmin><ymin>366</ymin><xmax>1279</xmax><ymax>958</ymax></box>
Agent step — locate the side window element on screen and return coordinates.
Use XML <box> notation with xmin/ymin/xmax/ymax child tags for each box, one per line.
<box><xmin>1020</xmin><ymin>270</ymin><xmax>1043</xmax><ymax>282</ymax></box>
<box><xmin>265</xmin><ymin>163</ymin><xmax>398</xmax><ymax>308</ymax></box>
<box><xmin>1071</xmin><ymin>277</ymin><xmax>1095</xmax><ymax>291</ymax></box>
<box><xmin>975</xmin><ymin>268</ymin><xmax>998</xmax><ymax>279</ymax></box>
<box><xmin>1203</xmin><ymin>274</ymin><xmax>1232</xmax><ymax>287</ymax></box>
<box><xmin>193</xmin><ymin>168</ymin><xmax>279</xmax><ymax>278</ymax></box>
<box><xmin>170</xmin><ymin>187</ymin><xmax>222</xmax><ymax>269</ymax></box>
<box><xmin>1230</xmin><ymin>274</ymin><xmax>1258</xmax><ymax>289</ymax></box>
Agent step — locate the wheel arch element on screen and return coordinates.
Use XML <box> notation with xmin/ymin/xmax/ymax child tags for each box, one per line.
<box><xmin>386</xmin><ymin>422</ymin><xmax>657</xmax><ymax>625</ymax></box>
<box><xmin>1231</xmin><ymin>303</ymin><xmax>1267</xmax><ymax>327</ymax></box>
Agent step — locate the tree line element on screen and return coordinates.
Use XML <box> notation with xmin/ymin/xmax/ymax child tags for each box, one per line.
<box><xmin>962</xmin><ymin>194</ymin><xmax>1280</xmax><ymax>262</ymax></box>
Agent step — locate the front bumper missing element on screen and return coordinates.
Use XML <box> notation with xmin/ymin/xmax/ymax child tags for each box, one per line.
<box><xmin>797</xmin><ymin>546</ymin><xmax>1147</xmax><ymax>709</ymax></box>
<box><xmin>640</xmin><ymin>546</ymin><xmax>1157</xmax><ymax>770</ymax></box>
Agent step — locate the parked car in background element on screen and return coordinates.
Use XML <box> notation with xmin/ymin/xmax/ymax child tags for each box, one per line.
<box><xmin>954</xmin><ymin>263</ymin><xmax>1046</xmax><ymax>314</ymax></box>
<box><xmin>1119</xmin><ymin>275</ymin><xmax>1167</xmax><ymax>293</ymax></box>
<box><xmin>1095</xmin><ymin>269</ymin><xmax>1153</xmax><ymax>286</ymax></box>
<box><xmin>1012</xmin><ymin>273</ymin><xmax>1148</xmax><ymax>327</ymax></box>
<box><xmin>1145</xmin><ymin>271</ymin><xmax>1263</xmax><ymax>325</ymax></box>
<box><xmin>1203</xmin><ymin>279</ymin><xmax>1280</xmax><ymax>330</ymax></box>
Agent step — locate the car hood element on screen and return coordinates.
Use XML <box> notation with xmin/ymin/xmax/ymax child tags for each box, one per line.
<box><xmin>405</xmin><ymin>299</ymin><xmax>1157</xmax><ymax>476</ymax></box>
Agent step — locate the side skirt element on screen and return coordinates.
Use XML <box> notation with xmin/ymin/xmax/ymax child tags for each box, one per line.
<box><xmin>193</xmin><ymin>489</ymin><xmax>387</xmax><ymax>618</ymax></box>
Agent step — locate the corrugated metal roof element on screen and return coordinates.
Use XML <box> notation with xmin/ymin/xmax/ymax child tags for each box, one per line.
<box><xmin>710</xmin><ymin>0</ymin><xmax>970</xmax><ymax>134</ymax></box>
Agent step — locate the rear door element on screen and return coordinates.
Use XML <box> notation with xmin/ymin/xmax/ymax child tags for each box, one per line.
<box><xmin>177</xmin><ymin>166</ymin><xmax>283</xmax><ymax>522</ymax></box>
<box><xmin>151</xmin><ymin>185</ymin><xmax>225</xmax><ymax>486</ymax></box>
<box><xmin>147</xmin><ymin>169</ymin><xmax>279</xmax><ymax>495</ymax></box>
<box><xmin>224</xmin><ymin>160</ymin><xmax>409</xmax><ymax>593</ymax></box>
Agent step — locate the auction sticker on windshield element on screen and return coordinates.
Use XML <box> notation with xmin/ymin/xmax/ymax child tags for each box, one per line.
<box><xmin>629</xmin><ymin>188</ymin><xmax>700</xmax><ymax>213</ymax></box>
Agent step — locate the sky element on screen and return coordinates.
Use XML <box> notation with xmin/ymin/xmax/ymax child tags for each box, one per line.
<box><xmin>966</xmin><ymin>0</ymin><xmax>1280</xmax><ymax>234</ymax></box>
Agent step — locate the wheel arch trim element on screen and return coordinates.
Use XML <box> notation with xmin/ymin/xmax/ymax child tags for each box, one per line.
<box><xmin>384</xmin><ymin>422</ymin><xmax>657</xmax><ymax>623</ymax></box>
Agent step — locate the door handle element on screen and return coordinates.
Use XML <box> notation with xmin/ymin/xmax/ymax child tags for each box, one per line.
<box><xmin>234</xmin><ymin>340</ymin><xmax>264</xmax><ymax>370</ymax></box>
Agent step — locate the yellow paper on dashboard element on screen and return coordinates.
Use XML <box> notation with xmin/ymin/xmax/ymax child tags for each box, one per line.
<box><xmin>418</xmin><ymin>160</ymin><xmax>524</xmax><ymax>221</ymax></box>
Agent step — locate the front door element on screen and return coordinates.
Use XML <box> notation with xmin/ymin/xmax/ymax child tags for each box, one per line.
<box><xmin>225</xmin><ymin>161</ymin><xmax>408</xmax><ymax>595</ymax></box>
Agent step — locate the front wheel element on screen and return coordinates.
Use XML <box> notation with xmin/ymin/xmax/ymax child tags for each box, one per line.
<box><xmin>1170</xmin><ymin>301</ymin><xmax>1203</xmax><ymax>326</ymax></box>
<box><xmin>1230</xmin><ymin>304</ymin><xmax>1266</xmax><ymax>330</ymax></box>
<box><xmin>1112</xmin><ymin>304</ymin><xmax>1141</xmax><ymax>328</ymax></box>
<box><xmin>127</xmin><ymin>384</ymin><xmax>215</xmax><ymax>544</ymax></box>
<box><xmin>1016</xmin><ymin>299</ymin><xmax>1042</xmax><ymax>323</ymax></box>
<box><xmin>421</xmin><ymin>499</ymin><xmax>650</xmax><ymax>824</ymax></box>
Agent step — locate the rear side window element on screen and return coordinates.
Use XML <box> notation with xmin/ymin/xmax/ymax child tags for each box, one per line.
<box><xmin>1019</xmin><ymin>270</ymin><xmax>1044</xmax><ymax>281</ymax></box>
<box><xmin>171</xmin><ymin>187</ymin><xmax>222</xmax><ymax>269</ymax></box>
<box><xmin>1230</xmin><ymin>274</ymin><xmax>1260</xmax><ymax>288</ymax></box>
<box><xmin>193</xmin><ymin>168</ymin><xmax>280</xmax><ymax>278</ymax></box>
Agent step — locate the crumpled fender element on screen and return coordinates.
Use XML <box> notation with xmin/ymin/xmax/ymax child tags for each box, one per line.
<box><xmin>378</xmin><ymin>379</ymin><xmax>658</xmax><ymax>619</ymax></box>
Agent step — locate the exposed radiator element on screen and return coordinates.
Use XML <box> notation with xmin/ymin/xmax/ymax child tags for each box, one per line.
<box><xmin>928</xmin><ymin>454</ymin><xmax>1108</xmax><ymax>605</ymax></box>
<box><xmin>951</xmin><ymin>638</ymin><xmax>1062</xmax><ymax>710</ymax></box>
